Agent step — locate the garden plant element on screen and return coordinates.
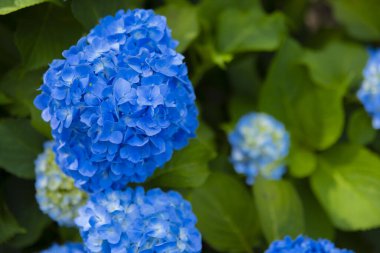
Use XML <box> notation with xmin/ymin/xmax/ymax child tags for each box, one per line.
<box><xmin>0</xmin><ymin>0</ymin><xmax>380</xmax><ymax>252</ymax></box>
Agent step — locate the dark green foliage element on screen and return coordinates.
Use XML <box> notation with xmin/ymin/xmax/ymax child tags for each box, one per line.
<box><xmin>0</xmin><ymin>0</ymin><xmax>380</xmax><ymax>252</ymax></box>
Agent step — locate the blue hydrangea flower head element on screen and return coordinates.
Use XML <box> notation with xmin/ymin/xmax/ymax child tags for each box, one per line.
<box><xmin>33</xmin><ymin>9</ymin><xmax>198</xmax><ymax>192</ymax></box>
<box><xmin>41</xmin><ymin>243</ymin><xmax>85</xmax><ymax>253</ymax></box>
<box><xmin>228</xmin><ymin>112</ymin><xmax>290</xmax><ymax>185</ymax></box>
<box><xmin>35</xmin><ymin>141</ymin><xmax>87</xmax><ymax>226</ymax></box>
<box><xmin>357</xmin><ymin>49</ymin><xmax>380</xmax><ymax>129</ymax></box>
<box><xmin>265</xmin><ymin>235</ymin><xmax>354</xmax><ymax>253</ymax></box>
<box><xmin>75</xmin><ymin>187</ymin><xmax>202</xmax><ymax>253</ymax></box>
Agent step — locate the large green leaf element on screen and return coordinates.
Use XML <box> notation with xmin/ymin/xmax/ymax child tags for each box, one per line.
<box><xmin>0</xmin><ymin>0</ymin><xmax>57</xmax><ymax>15</ymax></box>
<box><xmin>311</xmin><ymin>144</ymin><xmax>380</xmax><ymax>230</ymax></box>
<box><xmin>0</xmin><ymin>192</ymin><xmax>25</xmax><ymax>244</ymax></box>
<box><xmin>0</xmin><ymin>68</ymin><xmax>50</xmax><ymax>137</ymax></box>
<box><xmin>156</xmin><ymin>2</ymin><xmax>199</xmax><ymax>52</ymax></box>
<box><xmin>328</xmin><ymin>0</ymin><xmax>380</xmax><ymax>41</ymax></box>
<box><xmin>0</xmin><ymin>24</ymin><xmax>19</xmax><ymax>72</ymax></box>
<box><xmin>253</xmin><ymin>178</ymin><xmax>304</xmax><ymax>243</ymax></box>
<box><xmin>259</xmin><ymin>39</ymin><xmax>344</xmax><ymax>150</ymax></box>
<box><xmin>0</xmin><ymin>92</ymin><xmax>11</xmax><ymax>105</ymax></box>
<box><xmin>217</xmin><ymin>8</ymin><xmax>287</xmax><ymax>53</ymax></box>
<box><xmin>300</xmin><ymin>40</ymin><xmax>367</xmax><ymax>94</ymax></box>
<box><xmin>0</xmin><ymin>119</ymin><xmax>45</xmax><ymax>179</ymax></box>
<box><xmin>198</xmin><ymin>0</ymin><xmax>259</xmax><ymax>24</ymax></box>
<box><xmin>347</xmin><ymin>109</ymin><xmax>376</xmax><ymax>145</ymax></box>
<box><xmin>297</xmin><ymin>183</ymin><xmax>334</xmax><ymax>240</ymax></box>
<box><xmin>288</xmin><ymin>141</ymin><xmax>317</xmax><ymax>178</ymax></box>
<box><xmin>15</xmin><ymin>4</ymin><xmax>83</xmax><ymax>70</ymax></box>
<box><xmin>190</xmin><ymin>173</ymin><xmax>260</xmax><ymax>253</ymax></box>
<box><xmin>4</xmin><ymin>178</ymin><xmax>51</xmax><ymax>248</ymax></box>
<box><xmin>145</xmin><ymin>124</ymin><xmax>215</xmax><ymax>189</ymax></box>
<box><xmin>71</xmin><ymin>0</ymin><xmax>142</xmax><ymax>29</ymax></box>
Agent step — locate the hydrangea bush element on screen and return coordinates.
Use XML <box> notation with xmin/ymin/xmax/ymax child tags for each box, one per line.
<box><xmin>75</xmin><ymin>187</ymin><xmax>202</xmax><ymax>253</ymax></box>
<box><xmin>266</xmin><ymin>235</ymin><xmax>353</xmax><ymax>253</ymax></box>
<box><xmin>35</xmin><ymin>141</ymin><xmax>87</xmax><ymax>226</ymax></box>
<box><xmin>1</xmin><ymin>0</ymin><xmax>380</xmax><ymax>252</ymax></box>
<box><xmin>228</xmin><ymin>113</ymin><xmax>290</xmax><ymax>185</ymax></box>
<box><xmin>34</xmin><ymin>9</ymin><xmax>198</xmax><ymax>192</ymax></box>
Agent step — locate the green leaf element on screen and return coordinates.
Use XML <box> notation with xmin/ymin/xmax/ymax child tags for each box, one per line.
<box><xmin>145</xmin><ymin>124</ymin><xmax>215</xmax><ymax>189</ymax></box>
<box><xmin>0</xmin><ymin>119</ymin><xmax>45</xmax><ymax>179</ymax></box>
<box><xmin>217</xmin><ymin>9</ymin><xmax>287</xmax><ymax>53</ymax></box>
<box><xmin>4</xmin><ymin>178</ymin><xmax>51</xmax><ymax>248</ymax></box>
<box><xmin>288</xmin><ymin>141</ymin><xmax>317</xmax><ymax>178</ymax></box>
<box><xmin>156</xmin><ymin>2</ymin><xmax>199</xmax><ymax>52</ymax></box>
<box><xmin>259</xmin><ymin>39</ymin><xmax>344</xmax><ymax>150</ymax></box>
<box><xmin>253</xmin><ymin>178</ymin><xmax>305</xmax><ymax>243</ymax></box>
<box><xmin>190</xmin><ymin>173</ymin><xmax>260</xmax><ymax>253</ymax></box>
<box><xmin>71</xmin><ymin>0</ymin><xmax>142</xmax><ymax>30</ymax></box>
<box><xmin>198</xmin><ymin>0</ymin><xmax>260</xmax><ymax>24</ymax></box>
<box><xmin>328</xmin><ymin>0</ymin><xmax>380</xmax><ymax>41</ymax></box>
<box><xmin>297</xmin><ymin>183</ymin><xmax>334</xmax><ymax>240</ymax></box>
<box><xmin>223</xmin><ymin>96</ymin><xmax>256</xmax><ymax>132</ymax></box>
<box><xmin>0</xmin><ymin>192</ymin><xmax>25</xmax><ymax>244</ymax></box>
<box><xmin>300</xmin><ymin>40</ymin><xmax>367</xmax><ymax>94</ymax></box>
<box><xmin>0</xmin><ymin>68</ymin><xmax>51</xmax><ymax>137</ymax></box>
<box><xmin>311</xmin><ymin>144</ymin><xmax>380</xmax><ymax>230</ymax></box>
<box><xmin>0</xmin><ymin>0</ymin><xmax>57</xmax><ymax>15</ymax></box>
<box><xmin>347</xmin><ymin>109</ymin><xmax>376</xmax><ymax>145</ymax></box>
<box><xmin>0</xmin><ymin>92</ymin><xmax>11</xmax><ymax>105</ymax></box>
<box><xmin>0</xmin><ymin>24</ymin><xmax>19</xmax><ymax>71</ymax></box>
<box><xmin>15</xmin><ymin>4</ymin><xmax>83</xmax><ymax>70</ymax></box>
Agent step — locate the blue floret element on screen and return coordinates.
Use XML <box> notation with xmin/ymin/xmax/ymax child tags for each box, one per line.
<box><xmin>41</xmin><ymin>243</ymin><xmax>85</xmax><ymax>253</ymax></box>
<box><xmin>75</xmin><ymin>187</ymin><xmax>202</xmax><ymax>253</ymax></box>
<box><xmin>357</xmin><ymin>49</ymin><xmax>380</xmax><ymax>129</ymax></box>
<box><xmin>265</xmin><ymin>235</ymin><xmax>354</xmax><ymax>253</ymax></box>
<box><xmin>34</xmin><ymin>9</ymin><xmax>198</xmax><ymax>192</ymax></box>
<box><xmin>228</xmin><ymin>113</ymin><xmax>290</xmax><ymax>185</ymax></box>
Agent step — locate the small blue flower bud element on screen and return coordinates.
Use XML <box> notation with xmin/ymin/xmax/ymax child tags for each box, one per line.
<box><xmin>228</xmin><ymin>113</ymin><xmax>290</xmax><ymax>185</ymax></box>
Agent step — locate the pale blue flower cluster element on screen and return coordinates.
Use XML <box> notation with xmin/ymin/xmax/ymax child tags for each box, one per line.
<box><xmin>357</xmin><ymin>49</ymin><xmax>380</xmax><ymax>129</ymax></box>
<box><xmin>228</xmin><ymin>113</ymin><xmax>290</xmax><ymax>185</ymax></box>
<box><xmin>35</xmin><ymin>141</ymin><xmax>87</xmax><ymax>226</ymax></box>
<box><xmin>41</xmin><ymin>243</ymin><xmax>84</xmax><ymax>253</ymax></box>
<box><xmin>75</xmin><ymin>187</ymin><xmax>202</xmax><ymax>253</ymax></box>
<box><xmin>265</xmin><ymin>235</ymin><xmax>354</xmax><ymax>253</ymax></box>
<box><xmin>34</xmin><ymin>9</ymin><xmax>198</xmax><ymax>192</ymax></box>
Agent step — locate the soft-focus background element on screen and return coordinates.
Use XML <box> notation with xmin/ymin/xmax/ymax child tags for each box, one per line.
<box><xmin>0</xmin><ymin>0</ymin><xmax>380</xmax><ymax>252</ymax></box>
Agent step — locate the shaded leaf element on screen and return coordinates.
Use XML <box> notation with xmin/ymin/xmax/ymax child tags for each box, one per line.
<box><xmin>198</xmin><ymin>0</ymin><xmax>259</xmax><ymax>24</ymax></box>
<box><xmin>217</xmin><ymin>9</ymin><xmax>287</xmax><ymax>53</ymax></box>
<box><xmin>0</xmin><ymin>119</ymin><xmax>44</xmax><ymax>179</ymax></box>
<box><xmin>0</xmin><ymin>192</ymin><xmax>25</xmax><ymax>244</ymax></box>
<box><xmin>15</xmin><ymin>4</ymin><xmax>83</xmax><ymax>70</ymax></box>
<box><xmin>157</xmin><ymin>2</ymin><xmax>199</xmax><ymax>52</ymax></box>
<box><xmin>311</xmin><ymin>144</ymin><xmax>380</xmax><ymax>230</ymax></box>
<box><xmin>297</xmin><ymin>183</ymin><xmax>335</xmax><ymax>240</ymax></box>
<box><xmin>329</xmin><ymin>0</ymin><xmax>380</xmax><ymax>41</ymax></box>
<box><xmin>71</xmin><ymin>0</ymin><xmax>142</xmax><ymax>29</ymax></box>
<box><xmin>347</xmin><ymin>109</ymin><xmax>376</xmax><ymax>145</ymax></box>
<box><xmin>190</xmin><ymin>173</ymin><xmax>260</xmax><ymax>253</ymax></box>
<box><xmin>4</xmin><ymin>177</ymin><xmax>51</xmax><ymax>248</ymax></box>
<box><xmin>145</xmin><ymin>124</ymin><xmax>215</xmax><ymax>189</ymax></box>
<box><xmin>254</xmin><ymin>178</ymin><xmax>304</xmax><ymax>242</ymax></box>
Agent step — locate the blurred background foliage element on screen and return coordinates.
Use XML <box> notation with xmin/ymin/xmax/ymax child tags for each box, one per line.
<box><xmin>0</xmin><ymin>0</ymin><xmax>380</xmax><ymax>252</ymax></box>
